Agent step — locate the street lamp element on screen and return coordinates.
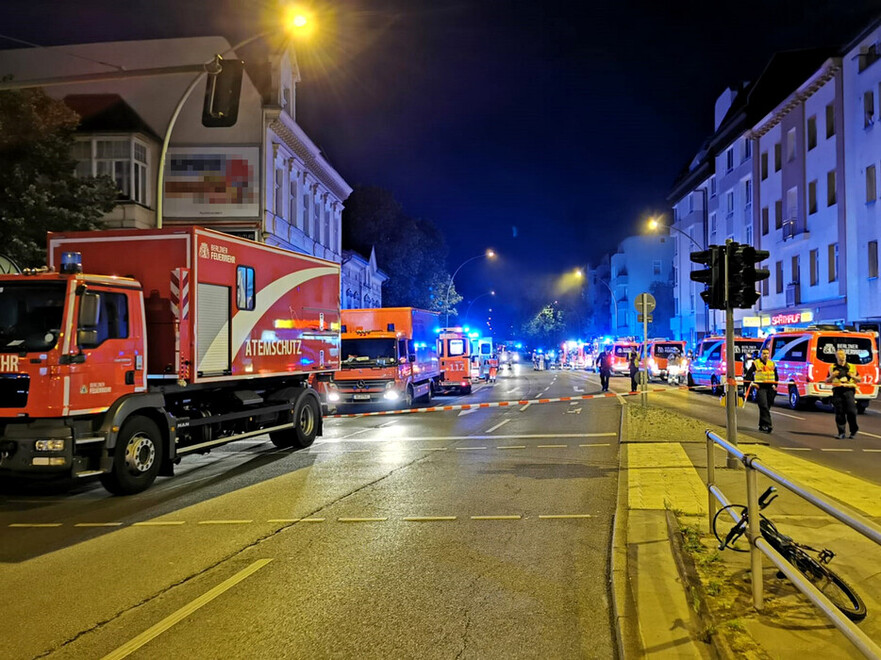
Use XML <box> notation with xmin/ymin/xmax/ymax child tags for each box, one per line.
<box><xmin>647</xmin><ymin>215</ymin><xmax>705</xmax><ymax>251</ymax></box>
<box><xmin>444</xmin><ymin>249</ymin><xmax>496</xmax><ymax>327</ymax></box>
<box><xmin>464</xmin><ymin>290</ymin><xmax>495</xmax><ymax>321</ymax></box>
<box><xmin>155</xmin><ymin>9</ymin><xmax>314</xmax><ymax>227</ymax></box>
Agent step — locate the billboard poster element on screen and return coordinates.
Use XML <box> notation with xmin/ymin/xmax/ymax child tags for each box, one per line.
<box><xmin>164</xmin><ymin>146</ymin><xmax>259</xmax><ymax>217</ymax></box>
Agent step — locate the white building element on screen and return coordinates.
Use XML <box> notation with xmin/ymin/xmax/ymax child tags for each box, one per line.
<box><xmin>341</xmin><ymin>248</ymin><xmax>388</xmax><ymax>309</ymax></box>
<box><xmin>844</xmin><ymin>17</ymin><xmax>881</xmax><ymax>331</ymax></box>
<box><xmin>0</xmin><ymin>37</ymin><xmax>350</xmax><ymax>263</ymax></box>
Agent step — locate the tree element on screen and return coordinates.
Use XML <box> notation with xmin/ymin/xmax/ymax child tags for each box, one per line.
<box><xmin>342</xmin><ymin>185</ymin><xmax>456</xmax><ymax>311</ymax></box>
<box><xmin>0</xmin><ymin>88</ymin><xmax>117</xmax><ymax>267</ymax></box>
<box><xmin>522</xmin><ymin>304</ymin><xmax>566</xmax><ymax>346</ymax></box>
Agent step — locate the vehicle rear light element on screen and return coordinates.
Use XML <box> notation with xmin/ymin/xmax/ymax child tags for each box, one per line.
<box><xmin>461</xmin><ymin>380</ymin><xmax>468</xmax><ymax>387</ymax></box>
<box><xmin>807</xmin><ymin>363</ymin><xmax>813</xmax><ymax>382</ymax></box>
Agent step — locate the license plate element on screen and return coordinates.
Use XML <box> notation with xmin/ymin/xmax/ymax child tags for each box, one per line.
<box><xmin>353</xmin><ymin>394</ymin><xmax>371</xmax><ymax>401</ymax></box>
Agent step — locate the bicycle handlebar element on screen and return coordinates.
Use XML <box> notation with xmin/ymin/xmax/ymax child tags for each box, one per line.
<box><xmin>758</xmin><ymin>486</ymin><xmax>777</xmax><ymax>509</ymax></box>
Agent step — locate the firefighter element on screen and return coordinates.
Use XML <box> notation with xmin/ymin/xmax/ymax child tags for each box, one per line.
<box><xmin>598</xmin><ymin>349</ymin><xmax>612</xmax><ymax>392</ymax></box>
<box><xmin>488</xmin><ymin>354</ymin><xmax>499</xmax><ymax>383</ymax></box>
<box><xmin>746</xmin><ymin>348</ymin><xmax>777</xmax><ymax>433</ymax></box>
<box><xmin>629</xmin><ymin>352</ymin><xmax>640</xmax><ymax>393</ymax></box>
<box><xmin>825</xmin><ymin>349</ymin><xmax>862</xmax><ymax>439</ymax></box>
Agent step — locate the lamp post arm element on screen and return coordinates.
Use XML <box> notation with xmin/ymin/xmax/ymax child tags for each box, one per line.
<box><xmin>664</xmin><ymin>223</ymin><xmax>705</xmax><ymax>251</ymax></box>
<box><xmin>444</xmin><ymin>253</ymin><xmax>486</xmax><ymax>327</ymax></box>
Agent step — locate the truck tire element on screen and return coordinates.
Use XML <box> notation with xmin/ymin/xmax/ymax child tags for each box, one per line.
<box><xmin>100</xmin><ymin>416</ymin><xmax>163</xmax><ymax>495</ymax></box>
<box><xmin>421</xmin><ymin>383</ymin><xmax>433</xmax><ymax>404</ymax></box>
<box><xmin>788</xmin><ymin>384</ymin><xmax>801</xmax><ymax>410</ymax></box>
<box><xmin>404</xmin><ymin>386</ymin><xmax>414</xmax><ymax>409</ymax></box>
<box><xmin>857</xmin><ymin>401</ymin><xmax>868</xmax><ymax>414</ymax></box>
<box><xmin>271</xmin><ymin>392</ymin><xmax>319</xmax><ymax>449</ymax></box>
<box><xmin>710</xmin><ymin>376</ymin><xmax>721</xmax><ymax>396</ymax></box>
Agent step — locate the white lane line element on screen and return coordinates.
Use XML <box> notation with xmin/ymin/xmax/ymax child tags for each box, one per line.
<box><xmin>497</xmin><ymin>445</ymin><xmax>526</xmax><ymax>449</ymax></box>
<box><xmin>8</xmin><ymin>523</ymin><xmax>62</xmax><ymax>528</ymax></box>
<box><xmin>519</xmin><ymin>402</ymin><xmax>532</xmax><ymax>412</ymax></box>
<box><xmin>337</xmin><ymin>428</ymin><xmax>374</xmax><ymax>440</ymax></box>
<box><xmin>338</xmin><ymin>517</ymin><xmax>388</xmax><ymax>523</ymax></box>
<box><xmin>403</xmin><ymin>516</ymin><xmax>457</xmax><ymax>522</ymax></box>
<box><xmin>819</xmin><ymin>448</ymin><xmax>853</xmax><ymax>453</ymax></box>
<box><xmin>863</xmin><ymin>449</ymin><xmax>881</xmax><ymax>453</ymax></box>
<box><xmin>579</xmin><ymin>443</ymin><xmax>611</xmax><ymax>447</ymax></box>
<box><xmin>456</xmin><ymin>447</ymin><xmax>488</xmax><ymax>451</ymax></box>
<box><xmin>75</xmin><ymin>522</ymin><xmax>124</xmax><ymax>528</ymax></box>
<box><xmin>486</xmin><ymin>419</ymin><xmax>511</xmax><ymax>433</ymax></box>
<box><xmin>132</xmin><ymin>521</ymin><xmax>186</xmax><ymax>527</ymax></box>
<box><xmin>537</xmin><ymin>444</ymin><xmax>568</xmax><ymax>448</ymax></box>
<box><xmin>780</xmin><ymin>447</ymin><xmax>812</xmax><ymax>452</ymax></box>
<box><xmin>379</xmin><ymin>420</ymin><xmax>397</xmax><ymax>428</ymax></box>
<box><xmin>858</xmin><ymin>430</ymin><xmax>881</xmax><ymax>439</ymax></box>
<box><xmin>538</xmin><ymin>514</ymin><xmax>593</xmax><ymax>519</ymax></box>
<box><xmin>771</xmin><ymin>410</ymin><xmax>806</xmax><ymax>420</ymax></box>
<box><xmin>420</xmin><ymin>447</ymin><xmax>447</xmax><ymax>451</ymax></box>
<box><xmin>470</xmin><ymin>515</ymin><xmax>522</xmax><ymax>520</ymax></box>
<box><xmin>198</xmin><ymin>520</ymin><xmax>253</xmax><ymax>525</ymax></box>
<box><xmin>102</xmin><ymin>559</ymin><xmax>273</xmax><ymax>660</ymax></box>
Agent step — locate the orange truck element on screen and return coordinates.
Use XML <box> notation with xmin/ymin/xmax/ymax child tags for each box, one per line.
<box><xmin>328</xmin><ymin>308</ymin><xmax>440</xmax><ymax>408</ymax></box>
<box><xmin>437</xmin><ymin>327</ymin><xmax>473</xmax><ymax>394</ymax></box>
<box><xmin>644</xmin><ymin>339</ymin><xmax>687</xmax><ymax>381</ymax></box>
<box><xmin>0</xmin><ymin>227</ymin><xmax>340</xmax><ymax>494</ymax></box>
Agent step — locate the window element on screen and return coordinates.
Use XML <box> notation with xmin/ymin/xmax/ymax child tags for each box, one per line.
<box><xmin>133</xmin><ymin>143</ymin><xmax>147</xmax><ymax>205</ymax></box>
<box><xmin>808</xmin><ymin>180</ymin><xmax>817</xmax><ymax>214</ymax></box>
<box><xmin>653</xmin><ymin>260</ymin><xmax>662</xmax><ymax>276</ymax></box>
<box><xmin>236</xmin><ymin>266</ymin><xmax>255</xmax><ymax>310</ymax></box>
<box><xmin>744</xmin><ymin>178</ymin><xmax>752</xmax><ymax>206</ymax></box>
<box><xmin>289</xmin><ymin>179</ymin><xmax>298</xmax><ymax>228</ymax></box>
<box><xmin>826</xmin><ymin>103</ymin><xmax>835</xmax><ymax>138</ymax></box>
<box><xmin>274</xmin><ymin>167</ymin><xmax>284</xmax><ymax>216</ymax></box>
<box><xmin>79</xmin><ymin>291</ymin><xmax>129</xmax><ymax>348</ymax></box>
<box><xmin>871</xmin><ymin>241</ymin><xmax>879</xmax><ymax>279</ymax></box>
<box><xmin>761</xmin><ymin>276</ymin><xmax>769</xmax><ymax>296</ymax></box>
<box><xmin>786</xmin><ymin>128</ymin><xmax>796</xmax><ymax>162</ymax></box>
<box><xmin>807</xmin><ymin>115</ymin><xmax>817</xmax><ymax>150</ymax></box>
<box><xmin>775</xmin><ymin>261</ymin><xmax>783</xmax><ymax>294</ymax></box>
<box><xmin>828</xmin><ymin>243</ymin><xmax>839</xmax><ymax>282</ymax></box>
<box><xmin>761</xmin><ymin>152</ymin><xmax>768</xmax><ymax>180</ymax></box>
<box><xmin>302</xmin><ymin>194</ymin><xmax>311</xmax><ymax>236</ymax></box>
<box><xmin>791</xmin><ymin>255</ymin><xmax>800</xmax><ymax>283</ymax></box>
<box><xmin>688</xmin><ymin>193</ymin><xmax>694</xmax><ymax>213</ymax></box>
<box><xmin>726</xmin><ymin>190</ymin><xmax>734</xmax><ymax>216</ymax></box>
<box><xmin>867</xmin><ymin>165</ymin><xmax>877</xmax><ymax>203</ymax></box>
<box><xmin>786</xmin><ymin>187</ymin><xmax>798</xmax><ymax>222</ymax></box>
<box><xmin>742</xmin><ymin>139</ymin><xmax>752</xmax><ymax>161</ymax></box>
<box><xmin>827</xmin><ymin>170</ymin><xmax>837</xmax><ymax>206</ymax></box>
<box><xmin>745</xmin><ymin>223</ymin><xmax>753</xmax><ymax>246</ymax></box>
<box><xmin>314</xmin><ymin>200</ymin><xmax>321</xmax><ymax>241</ymax></box>
<box><xmin>710</xmin><ymin>212</ymin><xmax>717</xmax><ymax>234</ymax></box>
<box><xmin>775</xmin><ymin>200</ymin><xmax>783</xmax><ymax>230</ymax></box>
<box><xmin>774</xmin><ymin>143</ymin><xmax>782</xmax><ymax>171</ymax></box>
<box><xmin>323</xmin><ymin>205</ymin><xmax>331</xmax><ymax>247</ymax></box>
<box><xmin>865</xmin><ymin>90</ymin><xmax>875</xmax><ymax>127</ymax></box>
<box><xmin>761</xmin><ymin>207</ymin><xmax>769</xmax><ymax>235</ymax></box>
<box><xmin>859</xmin><ymin>42</ymin><xmax>881</xmax><ymax>72</ymax></box>
<box><xmin>810</xmin><ymin>249</ymin><xmax>819</xmax><ymax>286</ymax></box>
<box><xmin>76</xmin><ymin>138</ymin><xmax>150</xmax><ymax>205</ymax></box>
<box><xmin>771</xmin><ymin>336</ymin><xmax>809</xmax><ymax>363</ymax></box>
<box><xmin>710</xmin><ymin>175</ymin><xmax>717</xmax><ymax>197</ymax></box>
<box><xmin>726</xmin><ymin>147</ymin><xmax>734</xmax><ymax>172</ymax></box>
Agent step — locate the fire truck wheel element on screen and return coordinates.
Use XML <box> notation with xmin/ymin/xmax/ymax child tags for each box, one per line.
<box><xmin>271</xmin><ymin>393</ymin><xmax>319</xmax><ymax>449</ymax></box>
<box><xmin>422</xmin><ymin>384</ymin><xmax>433</xmax><ymax>404</ymax></box>
<box><xmin>100</xmin><ymin>416</ymin><xmax>163</xmax><ymax>495</ymax></box>
<box><xmin>404</xmin><ymin>386</ymin><xmax>414</xmax><ymax>409</ymax></box>
<box><xmin>857</xmin><ymin>401</ymin><xmax>868</xmax><ymax>414</ymax></box>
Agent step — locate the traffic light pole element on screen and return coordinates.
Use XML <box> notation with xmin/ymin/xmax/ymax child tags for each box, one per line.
<box><xmin>724</xmin><ymin>240</ymin><xmax>739</xmax><ymax>469</ymax></box>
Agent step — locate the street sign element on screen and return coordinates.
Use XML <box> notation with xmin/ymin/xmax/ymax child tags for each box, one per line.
<box><xmin>637</xmin><ymin>313</ymin><xmax>653</xmax><ymax>323</ymax></box>
<box><xmin>635</xmin><ymin>292</ymin><xmax>656</xmax><ymax>314</ymax></box>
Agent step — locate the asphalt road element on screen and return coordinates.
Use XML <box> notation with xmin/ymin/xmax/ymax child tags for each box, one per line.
<box><xmin>0</xmin><ymin>367</ymin><xmax>621</xmax><ymax>659</ymax></box>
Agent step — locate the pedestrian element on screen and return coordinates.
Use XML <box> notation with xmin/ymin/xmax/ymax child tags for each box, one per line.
<box><xmin>488</xmin><ymin>354</ymin><xmax>499</xmax><ymax>383</ymax></box>
<box><xmin>825</xmin><ymin>349</ymin><xmax>862</xmax><ymax>439</ymax></box>
<box><xmin>599</xmin><ymin>349</ymin><xmax>612</xmax><ymax>392</ymax></box>
<box><xmin>629</xmin><ymin>351</ymin><xmax>640</xmax><ymax>393</ymax></box>
<box><xmin>746</xmin><ymin>348</ymin><xmax>777</xmax><ymax>433</ymax></box>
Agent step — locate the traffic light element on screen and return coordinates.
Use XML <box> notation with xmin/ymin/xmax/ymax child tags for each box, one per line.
<box><xmin>728</xmin><ymin>243</ymin><xmax>770</xmax><ymax>309</ymax></box>
<box><xmin>690</xmin><ymin>246</ymin><xmax>725</xmax><ymax>309</ymax></box>
<box><xmin>202</xmin><ymin>56</ymin><xmax>244</xmax><ymax>128</ymax></box>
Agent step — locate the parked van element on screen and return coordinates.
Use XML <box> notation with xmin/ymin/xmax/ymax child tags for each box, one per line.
<box><xmin>687</xmin><ymin>336</ymin><xmax>764</xmax><ymax>394</ymax></box>
<box><xmin>762</xmin><ymin>328</ymin><xmax>879</xmax><ymax>411</ymax></box>
<box><xmin>644</xmin><ymin>339</ymin><xmax>687</xmax><ymax>381</ymax></box>
<box><xmin>610</xmin><ymin>340</ymin><xmax>640</xmax><ymax>375</ymax></box>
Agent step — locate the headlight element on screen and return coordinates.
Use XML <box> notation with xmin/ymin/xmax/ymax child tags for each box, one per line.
<box><xmin>35</xmin><ymin>439</ymin><xmax>65</xmax><ymax>451</ymax></box>
<box><xmin>328</xmin><ymin>392</ymin><xmax>340</xmax><ymax>402</ymax></box>
<box><xmin>383</xmin><ymin>390</ymin><xmax>400</xmax><ymax>401</ymax></box>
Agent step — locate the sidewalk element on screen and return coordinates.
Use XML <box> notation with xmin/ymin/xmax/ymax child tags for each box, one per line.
<box><xmin>612</xmin><ymin>401</ymin><xmax>881</xmax><ymax>658</ymax></box>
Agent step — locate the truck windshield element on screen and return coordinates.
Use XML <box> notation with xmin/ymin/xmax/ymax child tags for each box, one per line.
<box><xmin>0</xmin><ymin>282</ymin><xmax>66</xmax><ymax>353</ymax></box>
<box><xmin>341</xmin><ymin>338</ymin><xmax>398</xmax><ymax>367</ymax></box>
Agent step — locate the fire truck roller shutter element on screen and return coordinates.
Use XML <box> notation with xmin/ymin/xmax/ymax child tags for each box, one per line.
<box><xmin>197</xmin><ymin>283</ymin><xmax>230</xmax><ymax>375</ymax></box>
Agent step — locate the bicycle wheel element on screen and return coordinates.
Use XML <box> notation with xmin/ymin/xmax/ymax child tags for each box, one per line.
<box><xmin>790</xmin><ymin>551</ymin><xmax>867</xmax><ymax>622</ymax></box>
<box><xmin>712</xmin><ymin>505</ymin><xmax>749</xmax><ymax>552</ymax></box>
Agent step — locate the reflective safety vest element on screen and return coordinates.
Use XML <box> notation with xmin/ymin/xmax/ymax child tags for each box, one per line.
<box><xmin>829</xmin><ymin>362</ymin><xmax>857</xmax><ymax>387</ymax></box>
<box><xmin>754</xmin><ymin>359</ymin><xmax>776</xmax><ymax>383</ymax></box>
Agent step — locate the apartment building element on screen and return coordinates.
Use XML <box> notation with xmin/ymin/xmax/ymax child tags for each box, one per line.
<box><xmin>609</xmin><ymin>235</ymin><xmax>674</xmax><ymax>338</ymax></box>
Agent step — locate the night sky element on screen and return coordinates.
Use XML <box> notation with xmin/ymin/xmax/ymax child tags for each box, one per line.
<box><xmin>2</xmin><ymin>0</ymin><xmax>880</xmax><ymax>334</ymax></box>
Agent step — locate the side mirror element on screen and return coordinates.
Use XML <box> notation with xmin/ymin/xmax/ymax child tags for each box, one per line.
<box><xmin>78</xmin><ymin>329</ymin><xmax>99</xmax><ymax>348</ymax></box>
<box><xmin>79</xmin><ymin>292</ymin><xmax>100</xmax><ymax>327</ymax></box>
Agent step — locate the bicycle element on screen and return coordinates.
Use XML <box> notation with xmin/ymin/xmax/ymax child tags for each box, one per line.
<box><xmin>713</xmin><ymin>486</ymin><xmax>867</xmax><ymax>622</ymax></box>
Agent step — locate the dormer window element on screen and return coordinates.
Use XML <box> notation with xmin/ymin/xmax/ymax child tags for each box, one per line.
<box><xmin>73</xmin><ymin>136</ymin><xmax>149</xmax><ymax>206</ymax></box>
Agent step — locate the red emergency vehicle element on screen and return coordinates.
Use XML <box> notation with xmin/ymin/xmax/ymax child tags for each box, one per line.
<box><xmin>437</xmin><ymin>327</ymin><xmax>473</xmax><ymax>394</ymax></box>
<box><xmin>0</xmin><ymin>227</ymin><xmax>339</xmax><ymax>494</ymax></box>
<box><xmin>610</xmin><ymin>340</ymin><xmax>639</xmax><ymax>375</ymax></box>
<box><xmin>644</xmin><ymin>339</ymin><xmax>687</xmax><ymax>381</ymax></box>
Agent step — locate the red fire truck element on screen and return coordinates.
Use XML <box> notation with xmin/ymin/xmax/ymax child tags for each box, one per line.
<box><xmin>437</xmin><ymin>327</ymin><xmax>473</xmax><ymax>394</ymax></box>
<box><xmin>0</xmin><ymin>227</ymin><xmax>340</xmax><ymax>494</ymax></box>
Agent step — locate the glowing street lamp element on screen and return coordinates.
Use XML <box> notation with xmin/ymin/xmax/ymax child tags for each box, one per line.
<box><xmin>646</xmin><ymin>215</ymin><xmax>704</xmax><ymax>250</ymax></box>
<box><xmin>444</xmin><ymin>249</ymin><xmax>496</xmax><ymax>327</ymax></box>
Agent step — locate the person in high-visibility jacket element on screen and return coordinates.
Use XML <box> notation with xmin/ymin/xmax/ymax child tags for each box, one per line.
<box><xmin>825</xmin><ymin>349</ymin><xmax>862</xmax><ymax>439</ymax></box>
<box><xmin>746</xmin><ymin>348</ymin><xmax>777</xmax><ymax>433</ymax></box>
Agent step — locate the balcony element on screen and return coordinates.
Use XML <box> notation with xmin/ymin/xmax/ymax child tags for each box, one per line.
<box><xmin>785</xmin><ymin>282</ymin><xmax>801</xmax><ymax>306</ymax></box>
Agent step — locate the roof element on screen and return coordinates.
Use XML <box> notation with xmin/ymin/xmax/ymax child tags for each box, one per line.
<box><xmin>63</xmin><ymin>94</ymin><xmax>160</xmax><ymax>140</ymax></box>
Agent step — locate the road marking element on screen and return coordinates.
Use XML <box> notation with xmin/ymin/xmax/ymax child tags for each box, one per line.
<box><xmin>538</xmin><ymin>514</ymin><xmax>593</xmax><ymax>519</ymax></box>
<box><xmin>457</xmin><ymin>408</ymin><xmax>479</xmax><ymax>417</ymax></box>
<box><xmin>579</xmin><ymin>443</ymin><xmax>611</xmax><ymax>447</ymax></box>
<box><xmin>299</xmin><ymin>518</ymin><xmax>326</xmax><ymax>523</ymax></box>
<box><xmin>538</xmin><ymin>444</ymin><xmax>568</xmax><ymax>448</ymax></box>
<box><xmin>574</xmin><ymin>387</ymin><xmax>585</xmax><ymax>392</ymax></box>
<box><xmin>486</xmin><ymin>419</ymin><xmax>511</xmax><ymax>433</ymax></box>
<box><xmin>566</xmin><ymin>408</ymin><xmax>582</xmax><ymax>414</ymax></box>
<box><xmin>75</xmin><ymin>522</ymin><xmax>124</xmax><ymax>528</ymax></box>
<box><xmin>379</xmin><ymin>420</ymin><xmax>397</xmax><ymax>428</ymax></box>
<box><xmin>519</xmin><ymin>402</ymin><xmax>532</xmax><ymax>412</ymax></box>
<box><xmin>771</xmin><ymin>410</ymin><xmax>806</xmax><ymax>420</ymax></box>
<box><xmin>198</xmin><ymin>520</ymin><xmax>253</xmax><ymax>525</ymax></box>
<box><xmin>497</xmin><ymin>445</ymin><xmax>526</xmax><ymax>449</ymax></box>
<box><xmin>132</xmin><ymin>521</ymin><xmax>186</xmax><ymax>527</ymax></box>
<box><xmin>780</xmin><ymin>447</ymin><xmax>812</xmax><ymax>452</ymax></box>
<box><xmin>456</xmin><ymin>446</ymin><xmax>487</xmax><ymax>451</ymax></box>
<box><xmin>403</xmin><ymin>516</ymin><xmax>457</xmax><ymax>522</ymax></box>
<box><xmin>863</xmin><ymin>448</ymin><xmax>881</xmax><ymax>453</ymax></box>
<box><xmin>420</xmin><ymin>447</ymin><xmax>447</xmax><ymax>451</ymax></box>
<box><xmin>338</xmin><ymin>517</ymin><xmax>388</xmax><ymax>523</ymax></box>
<box><xmin>267</xmin><ymin>519</ymin><xmax>300</xmax><ymax>523</ymax></box>
<box><xmin>8</xmin><ymin>523</ymin><xmax>62</xmax><ymax>528</ymax></box>
<box><xmin>858</xmin><ymin>430</ymin><xmax>881</xmax><ymax>439</ymax></box>
<box><xmin>819</xmin><ymin>448</ymin><xmax>853</xmax><ymax>452</ymax></box>
<box><xmin>102</xmin><ymin>559</ymin><xmax>273</xmax><ymax>660</ymax></box>
<box><xmin>470</xmin><ymin>515</ymin><xmax>522</xmax><ymax>520</ymax></box>
<box><xmin>339</xmin><ymin>428</ymin><xmax>374</xmax><ymax>440</ymax></box>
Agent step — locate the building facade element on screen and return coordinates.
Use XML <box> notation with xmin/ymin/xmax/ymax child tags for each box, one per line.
<box><xmin>0</xmin><ymin>36</ymin><xmax>351</xmax><ymax>264</ymax></box>
<box><xmin>341</xmin><ymin>248</ymin><xmax>388</xmax><ymax>309</ymax></box>
<box><xmin>609</xmin><ymin>235</ymin><xmax>674</xmax><ymax>339</ymax></box>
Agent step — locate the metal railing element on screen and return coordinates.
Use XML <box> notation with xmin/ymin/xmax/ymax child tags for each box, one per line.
<box><xmin>705</xmin><ymin>430</ymin><xmax>881</xmax><ymax>658</ymax></box>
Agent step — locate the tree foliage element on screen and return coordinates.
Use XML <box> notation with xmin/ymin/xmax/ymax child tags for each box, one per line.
<box><xmin>342</xmin><ymin>185</ymin><xmax>460</xmax><ymax>313</ymax></box>
<box><xmin>0</xmin><ymin>88</ymin><xmax>117</xmax><ymax>267</ymax></box>
<box><xmin>522</xmin><ymin>304</ymin><xmax>566</xmax><ymax>346</ymax></box>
